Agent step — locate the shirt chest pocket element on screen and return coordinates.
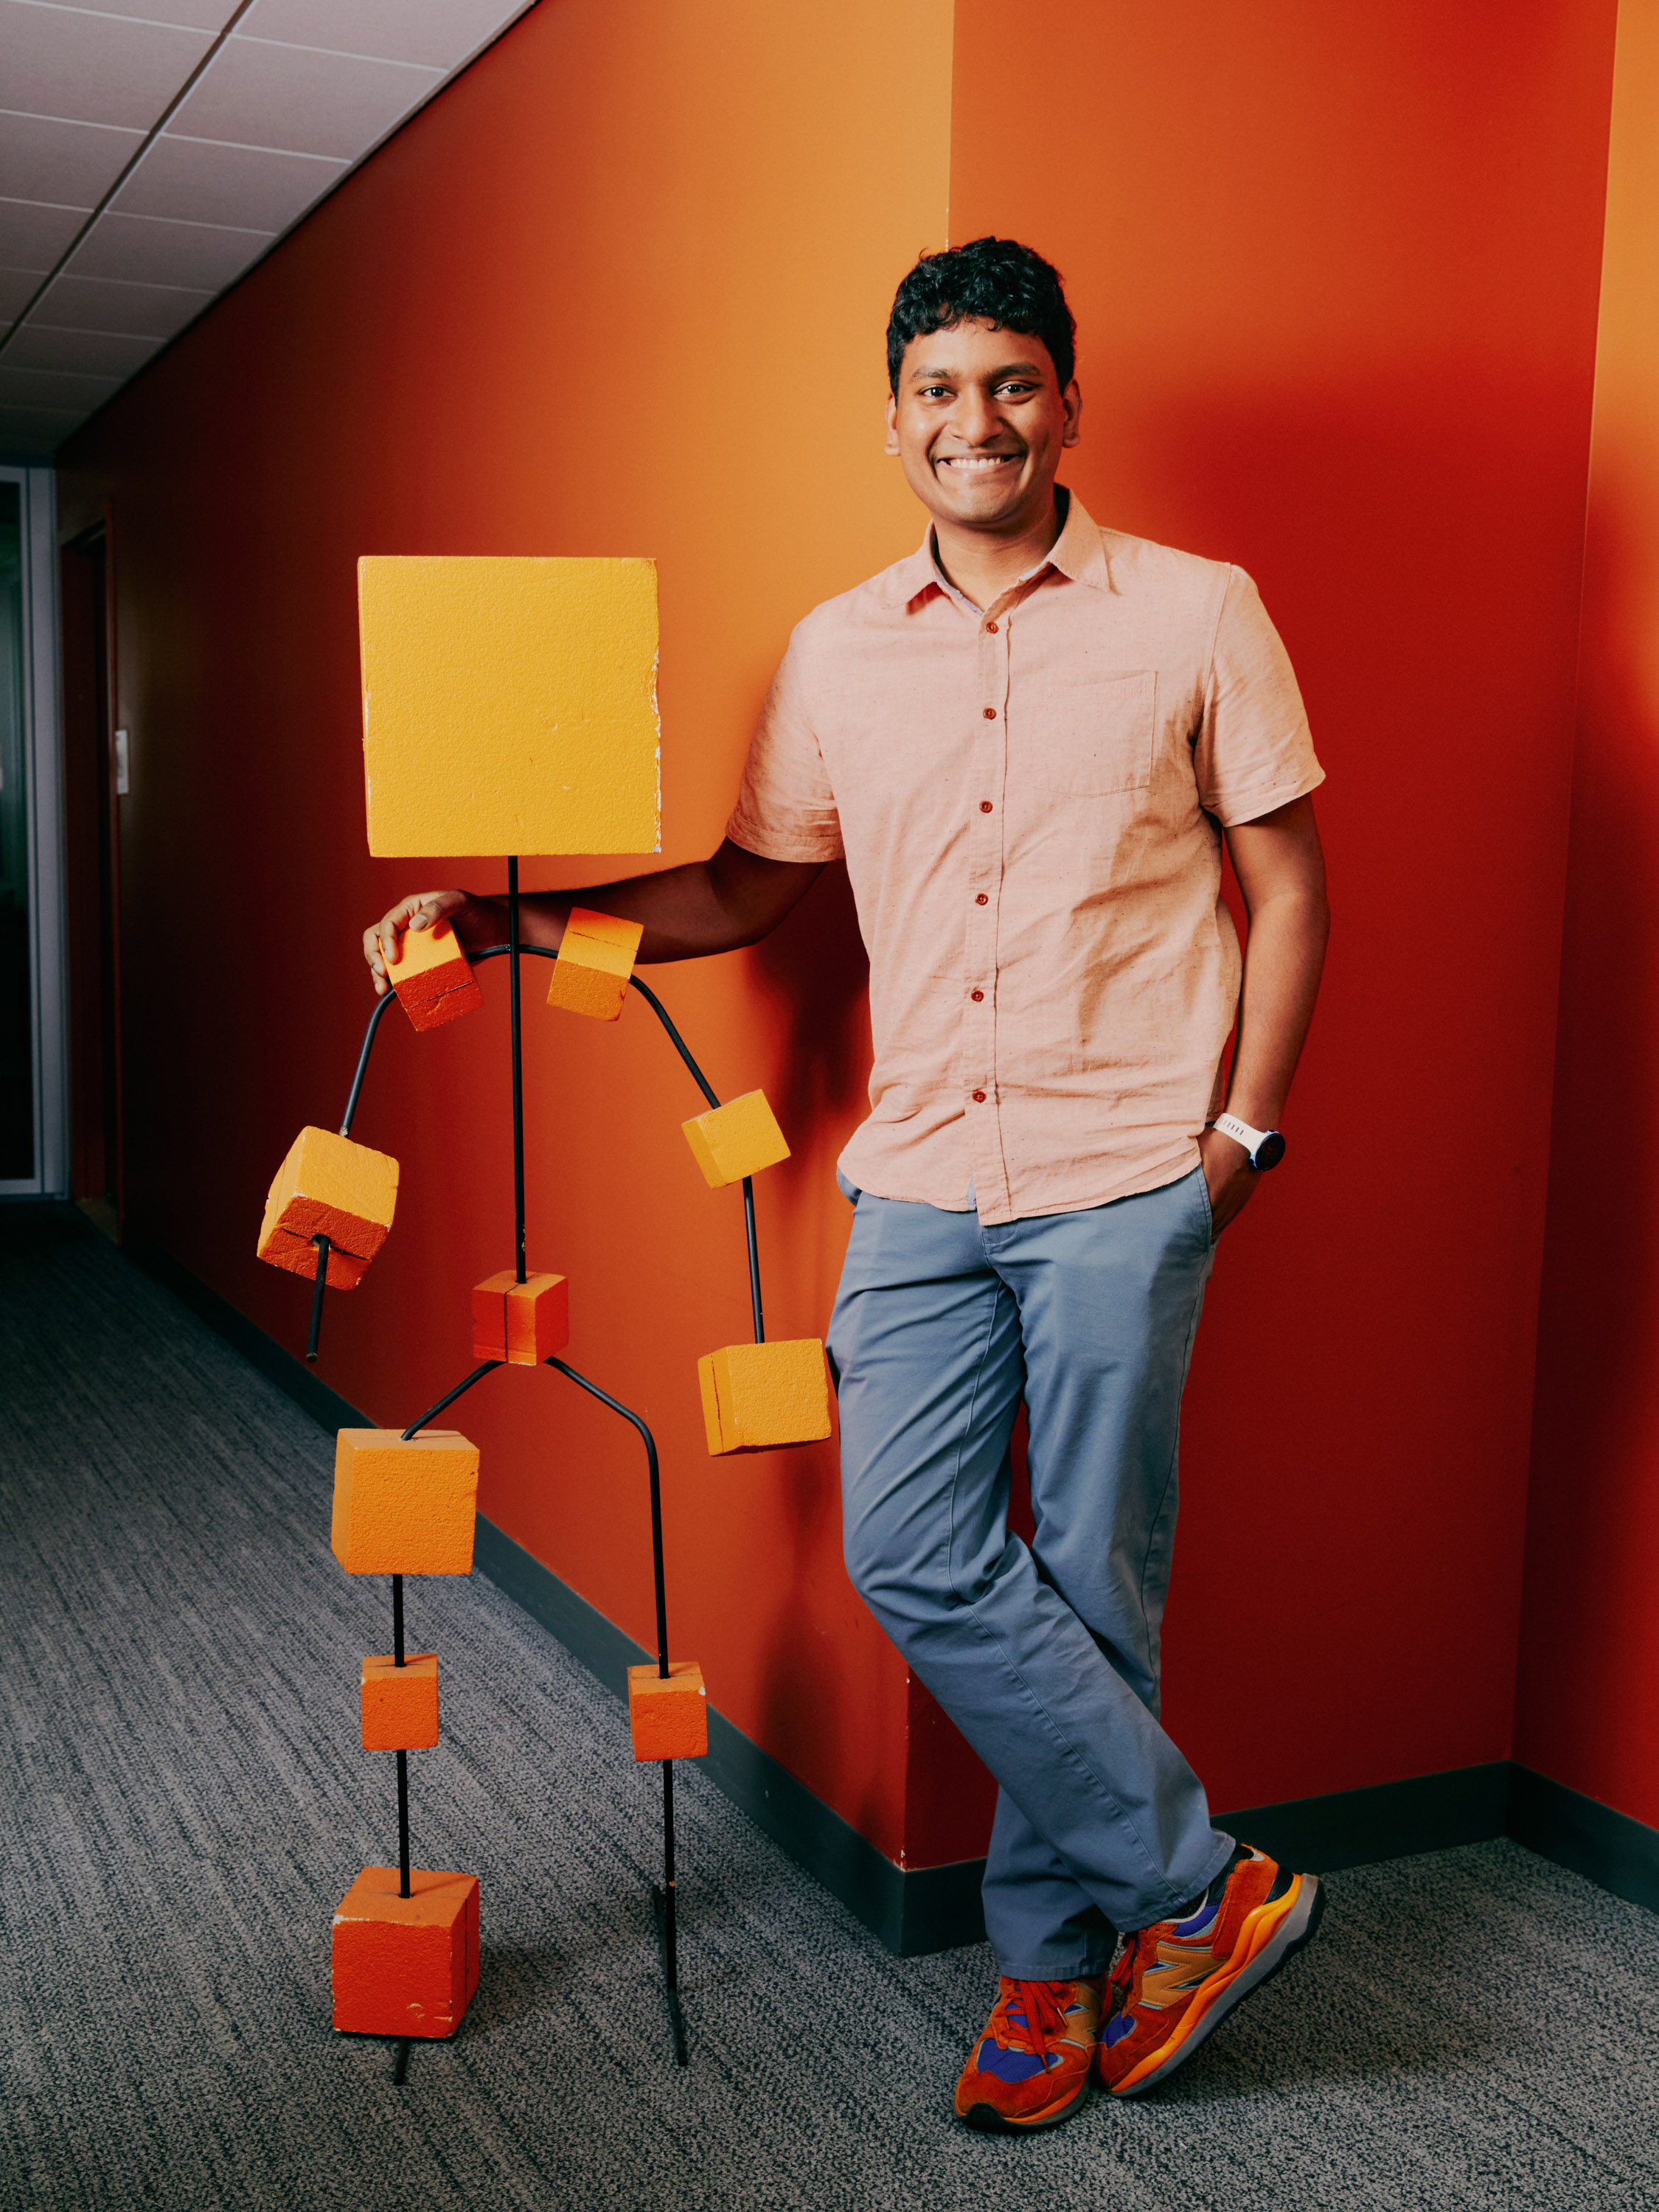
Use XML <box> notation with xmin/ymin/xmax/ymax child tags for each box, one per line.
<box><xmin>1020</xmin><ymin>667</ymin><xmax>1158</xmax><ymax>795</ymax></box>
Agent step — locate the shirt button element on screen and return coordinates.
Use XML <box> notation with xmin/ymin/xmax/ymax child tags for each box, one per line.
<box><xmin>970</xmin><ymin>989</ymin><xmax>984</xmax><ymax>1002</ymax></box>
<box><xmin>971</xmin><ymin>1089</ymin><xmax>986</xmax><ymax>1103</ymax></box>
<box><xmin>985</xmin><ymin>621</ymin><xmax>999</xmax><ymax>634</ymax></box>
<box><xmin>979</xmin><ymin>801</ymin><xmax>992</xmax><ymax>813</ymax></box>
<box><xmin>982</xmin><ymin>707</ymin><xmax>997</xmax><ymax>720</ymax></box>
<box><xmin>975</xmin><ymin>893</ymin><xmax>988</xmax><ymax>905</ymax></box>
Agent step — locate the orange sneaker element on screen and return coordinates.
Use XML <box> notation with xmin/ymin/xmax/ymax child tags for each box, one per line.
<box><xmin>1096</xmin><ymin>1844</ymin><xmax>1324</xmax><ymax>2098</ymax></box>
<box><xmin>953</xmin><ymin>1976</ymin><xmax>1101</xmax><ymax>2132</ymax></box>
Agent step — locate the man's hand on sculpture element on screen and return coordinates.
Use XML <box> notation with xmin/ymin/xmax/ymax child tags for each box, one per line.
<box><xmin>1197</xmin><ymin>1124</ymin><xmax>1258</xmax><ymax>1241</ymax></box>
<box><xmin>364</xmin><ymin>888</ymin><xmax>494</xmax><ymax>995</ymax></box>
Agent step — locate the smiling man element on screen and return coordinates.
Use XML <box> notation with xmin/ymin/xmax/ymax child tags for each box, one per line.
<box><xmin>364</xmin><ymin>237</ymin><xmax>1330</xmax><ymax>2130</ymax></box>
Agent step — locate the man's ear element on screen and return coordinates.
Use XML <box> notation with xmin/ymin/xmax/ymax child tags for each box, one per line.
<box><xmin>884</xmin><ymin>390</ymin><xmax>900</xmax><ymax>455</ymax></box>
<box><xmin>1062</xmin><ymin>378</ymin><xmax>1082</xmax><ymax>450</ymax></box>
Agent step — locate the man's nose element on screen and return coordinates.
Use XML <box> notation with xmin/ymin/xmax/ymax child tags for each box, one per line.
<box><xmin>951</xmin><ymin>388</ymin><xmax>1001</xmax><ymax>443</ymax></box>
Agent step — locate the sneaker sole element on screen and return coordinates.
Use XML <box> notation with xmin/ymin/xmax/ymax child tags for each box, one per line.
<box><xmin>1108</xmin><ymin>1871</ymin><xmax>1325</xmax><ymax>2098</ymax></box>
<box><xmin>959</xmin><ymin>2068</ymin><xmax>1093</xmax><ymax>2135</ymax></box>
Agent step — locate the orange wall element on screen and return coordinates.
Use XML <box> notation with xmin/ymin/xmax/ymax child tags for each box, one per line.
<box><xmin>1517</xmin><ymin>0</ymin><xmax>1659</xmax><ymax>1827</ymax></box>
<box><xmin>58</xmin><ymin>0</ymin><xmax>952</xmax><ymax>1867</ymax></box>
<box><xmin>943</xmin><ymin>0</ymin><xmax>1616</xmax><ymax>1820</ymax></box>
<box><xmin>59</xmin><ymin>0</ymin><xmax>1629</xmax><ymax>1875</ymax></box>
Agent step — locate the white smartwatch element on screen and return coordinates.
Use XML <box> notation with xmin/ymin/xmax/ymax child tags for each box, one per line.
<box><xmin>1211</xmin><ymin>1112</ymin><xmax>1287</xmax><ymax>1172</ymax></box>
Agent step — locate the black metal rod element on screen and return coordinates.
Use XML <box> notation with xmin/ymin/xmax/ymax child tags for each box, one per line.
<box><xmin>741</xmin><ymin>1180</ymin><xmax>765</xmax><ymax>1343</ymax></box>
<box><xmin>341</xmin><ymin>987</ymin><xmax>399</xmax><ymax>1137</ymax></box>
<box><xmin>397</xmin><ymin>1750</ymin><xmax>411</xmax><ymax>1899</ymax></box>
<box><xmin>547</xmin><ymin>1356</ymin><xmax>668</xmax><ymax>1675</ymax></box>
<box><xmin>507</xmin><ymin>859</ymin><xmax>526</xmax><ymax>1285</ymax></box>
<box><xmin>392</xmin><ymin>1573</ymin><xmax>405</xmax><ymax>1666</ymax></box>
<box><xmin>400</xmin><ymin>1360</ymin><xmax>502</xmax><ymax>1441</ymax></box>
<box><xmin>305</xmin><ymin>1234</ymin><xmax>331</xmax><ymax>1363</ymax></box>
<box><xmin>392</xmin><ymin>2039</ymin><xmax>411</xmax><ymax>2085</ymax></box>
<box><xmin>627</xmin><ymin>974</ymin><xmax>720</xmax><ymax>1107</ymax></box>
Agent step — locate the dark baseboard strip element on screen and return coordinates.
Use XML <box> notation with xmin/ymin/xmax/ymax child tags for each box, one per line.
<box><xmin>111</xmin><ymin>1228</ymin><xmax>1659</xmax><ymax>1951</ymax></box>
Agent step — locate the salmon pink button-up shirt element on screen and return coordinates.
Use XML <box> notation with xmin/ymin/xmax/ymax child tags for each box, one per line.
<box><xmin>726</xmin><ymin>492</ymin><xmax>1323</xmax><ymax>1226</ymax></box>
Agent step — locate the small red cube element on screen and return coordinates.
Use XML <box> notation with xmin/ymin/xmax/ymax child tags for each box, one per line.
<box><xmin>331</xmin><ymin>1865</ymin><xmax>479</xmax><ymax>2039</ymax></box>
<box><xmin>360</xmin><ymin>1653</ymin><xmax>439</xmax><ymax>1750</ymax></box>
<box><xmin>470</xmin><ymin>1270</ymin><xmax>568</xmax><ymax>1365</ymax></box>
<box><xmin>627</xmin><ymin>1660</ymin><xmax>708</xmax><ymax>1761</ymax></box>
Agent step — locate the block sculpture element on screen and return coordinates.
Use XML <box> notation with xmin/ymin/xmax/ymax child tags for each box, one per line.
<box><xmin>257</xmin><ymin>1127</ymin><xmax>398</xmax><ymax>1287</ymax></box>
<box><xmin>627</xmin><ymin>1660</ymin><xmax>708</xmax><ymax>1762</ymax></box>
<box><xmin>358</xmin><ymin>555</ymin><xmax>661</xmax><ymax>858</ymax></box>
<box><xmin>546</xmin><ymin>907</ymin><xmax>644</xmax><ymax>1022</ymax></box>
<box><xmin>331</xmin><ymin>1429</ymin><xmax>480</xmax><ymax>1576</ymax></box>
<box><xmin>332</xmin><ymin>1867</ymin><xmax>480</xmax><ymax>2039</ymax></box>
<box><xmin>698</xmin><ymin>1338</ymin><xmax>832</xmax><ymax>1456</ymax></box>
<box><xmin>386</xmin><ymin>917</ymin><xmax>483</xmax><ymax>1032</ymax></box>
<box><xmin>471</xmin><ymin>1270</ymin><xmax>569</xmax><ymax>1365</ymax></box>
<box><xmin>682</xmin><ymin>1091</ymin><xmax>790</xmax><ymax>1189</ymax></box>
<box><xmin>361</xmin><ymin>1653</ymin><xmax>439</xmax><ymax>1750</ymax></box>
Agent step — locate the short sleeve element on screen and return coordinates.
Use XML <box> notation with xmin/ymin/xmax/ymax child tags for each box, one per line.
<box><xmin>1194</xmin><ymin>567</ymin><xmax>1324</xmax><ymax>826</ymax></box>
<box><xmin>725</xmin><ymin>627</ymin><xmax>846</xmax><ymax>863</ymax></box>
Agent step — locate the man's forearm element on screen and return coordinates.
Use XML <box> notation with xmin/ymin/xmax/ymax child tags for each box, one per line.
<box><xmin>1222</xmin><ymin>887</ymin><xmax>1330</xmax><ymax>1128</ymax></box>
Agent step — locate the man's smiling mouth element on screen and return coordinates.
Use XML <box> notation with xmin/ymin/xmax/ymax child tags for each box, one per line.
<box><xmin>936</xmin><ymin>452</ymin><xmax>1022</xmax><ymax>473</ymax></box>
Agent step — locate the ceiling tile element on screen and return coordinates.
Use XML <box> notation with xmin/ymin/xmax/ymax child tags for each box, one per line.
<box><xmin>114</xmin><ymin>132</ymin><xmax>346</xmax><ymax>229</ymax></box>
<box><xmin>69</xmin><ymin>209</ymin><xmax>270</xmax><ymax>290</ymax></box>
<box><xmin>234</xmin><ymin>0</ymin><xmax>530</xmax><ymax>71</ymax></box>
<box><xmin>0</xmin><ymin>112</ymin><xmax>143</xmax><ymax>208</ymax></box>
<box><xmin>0</xmin><ymin>195</ymin><xmax>86</xmax><ymax>271</ymax></box>
<box><xmin>0</xmin><ymin>4</ymin><xmax>212</xmax><ymax>131</ymax></box>
<box><xmin>1</xmin><ymin>322</ymin><xmax>159</xmax><ymax>375</ymax></box>
<box><xmin>0</xmin><ymin>403</ymin><xmax>84</xmax><ymax>455</ymax></box>
<box><xmin>29</xmin><ymin>271</ymin><xmax>212</xmax><ymax>341</ymax></box>
<box><xmin>0</xmin><ymin>363</ymin><xmax>119</xmax><ymax>409</ymax></box>
<box><xmin>168</xmin><ymin>35</ymin><xmax>439</xmax><ymax>161</ymax></box>
<box><xmin>0</xmin><ymin>265</ymin><xmax>44</xmax><ymax>318</ymax></box>
<box><xmin>69</xmin><ymin>0</ymin><xmax>244</xmax><ymax>27</ymax></box>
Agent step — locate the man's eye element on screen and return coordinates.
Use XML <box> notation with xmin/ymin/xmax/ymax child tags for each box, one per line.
<box><xmin>921</xmin><ymin>386</ymin><xmax>952</xmax><ymax>398</ymax></box>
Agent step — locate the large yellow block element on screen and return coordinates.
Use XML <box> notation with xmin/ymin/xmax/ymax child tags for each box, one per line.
<box><xmin>358</xmin><ymin>555</ymin><xmax>661</xmax><ymax>858</ymax></box>
<box><xmin>682</xmin><ymin>1090</ymin><xmax>790</xmax><ymax>1188</ymax></box>
<box><xmin>698</xmin><ymin>1339</ymin><xmax>832</xmax><ymax>1456</ymax></box>
<box><xmin>331</xmin><ymin>1429</ymin><xmax>480</xmax><ymax>1574</ymax></box>
<box><xmin>257</xmin><ymin>1127</ymin><xmax>398</xmax><ymax>1287</ymax></box>
<box><xmin>546</xmin><ymin>907</ymin><xmax>643</xmax><ymax>1022</ymax></box>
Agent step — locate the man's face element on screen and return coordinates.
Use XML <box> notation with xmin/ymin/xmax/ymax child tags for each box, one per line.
<box><xmin>885</xmin><ymin>317</ymin><xmax>1080</xmax><ymax>535</ymax></box>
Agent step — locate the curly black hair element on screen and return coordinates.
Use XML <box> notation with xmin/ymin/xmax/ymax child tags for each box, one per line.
<box><xmin>886</xmin><ymin>237</ymin><xmax>1076</xmax><ymax>396</ymax></box>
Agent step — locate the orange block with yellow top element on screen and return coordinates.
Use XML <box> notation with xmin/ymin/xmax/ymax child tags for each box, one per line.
<box><xmin>386</xmin><ymin>916</ymin><xmax>482</xmax><ymax>1032</ymax></box>
<box><xmin>698</xmin><ymin>1339</ymin><xmax>832</xmax><ymax>1456</ymax></box>
<box><xmin>627</xmin><ymin>1660</ymin><xmax>708</xmax><ymax>1761</ymax></box>
<box><xmin>358</xmin><ymin>555</ymin><xmax>661</xmax><ymax>858</ymax></box>
<box><xmin>360</xmin><ymin>1653</ymin><xmax>439</xmax><ymax>1750</ymax></box>
<box><xmin>470</xmin><ymin>1270</ymin><xmax>569</xmax><ymax>1364</ymax></box>
<box><xmin>546</xmin><ymin>908</ymin><xmax>643</xmax><ymax>1021</ymax></box>
<box><xmin>331</xmin><ymin>1866</ymin><xmax>479</xmax><ymax>2038</ymax></box>
<box><xmin>682</xmin><ymin>1090</ymin><xmax>790</xmax><ymax>1188</ymax></box>
<box><xmin>331</xmin><ymin>1429</ymin><xmax>479</xmax><ymax>1575</ymax></box>
<box><xmin>257</xmin><ymin>1127</ymin><xmax>398</xmax><ymax>1288</ymax></box>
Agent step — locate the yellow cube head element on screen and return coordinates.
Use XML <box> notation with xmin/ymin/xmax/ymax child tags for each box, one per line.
<box><xmin>358</xmin><ymin>555</ymin><xmax>661</xmax><ymax>858</ymax></box>
<box><xmin>698</xmin><ymin>1339</ymin><xmax>832</xmax><ymax>1455</ymax></box>
<box><xmin>545</xmin><ymin>907</ymin><xmax>644</xmax><ymax>1022</ymax></box>
<box><xmin>681</xmin><ymin>1090</ymin><xmax>790</xmax><ymax>1189</ymax></box>
<box><xmin>331</xmin><ymin>1429</ymin><xmax>480</xmax><ymax>1574</ymax></box>
<box><xmin>257</xmin><ymin>1127</ymin><xmax>398</xmax><ymax>1287</ymax></box>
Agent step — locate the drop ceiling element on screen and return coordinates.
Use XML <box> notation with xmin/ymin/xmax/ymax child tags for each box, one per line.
<box><xmin>0</xmin><ymin>0</ymin><xmax>538</xmax><ymax>459</ymax></box>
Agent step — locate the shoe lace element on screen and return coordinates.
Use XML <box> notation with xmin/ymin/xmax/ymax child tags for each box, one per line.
<box><xmin>990</xmin><ymin>1978</ymin><xmax>1071</xmax><ymax>2056</ymax></box>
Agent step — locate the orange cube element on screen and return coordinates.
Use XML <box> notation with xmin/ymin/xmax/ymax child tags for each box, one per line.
<box><xmin>331</xmin><ymin>1429</ymin><xmax>479</xmax><ymax>1575</ymax></box>
<box><xmin>360</xmin><ymin>1653</ymin><xmax>439</xmax><ymax>1750</ymax></box>
<box><xmin>386</xmin><ymin>917</ymin><xmax>483</xmax><ymax>1032</ymax></box>
<box><xmin>331</xmin><ymin>1865</ymin><xmax>479</xmax><ymax>2039</ymax></box>
<box><xmin>682</xmin><ymin>1090</ymin><xmax>790</xmax><ymax>1189</ymax></box>
<box><xmin>257</xmin><ymin>1127</ymin><xmax>398</xmax><ymax>1287</ymax></box>
<box><xmin>627</xmin><ymin>1660</ymin><xmax>708</xmax><ymax>1761</ymax></box>
<box><xmin>698</xmin><ymin>1338</ymin><xmax>832</xmax><ymax>1456</ymax></box>
<box><xmin>546</xmin><ymin>907</ymin><xmax>643</xmax><ymax>1022</ymax></box>
<box><xmin>470</xmin><ymin>1270</ymin><xmax>569</xmax><ymax>1364</ymax></box>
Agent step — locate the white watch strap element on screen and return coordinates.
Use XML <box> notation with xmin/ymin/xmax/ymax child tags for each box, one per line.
<box><xmin>1214</xmin><ymin>1111</ymin><xmax>1270</xmax><ymax>1155</ymax></box>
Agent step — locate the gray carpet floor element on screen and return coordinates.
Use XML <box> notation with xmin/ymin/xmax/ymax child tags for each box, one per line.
<box><xmin>4</xmin><ymin>1203</ymin><xmax>1658</xmax><ymax>2212</ymax></box>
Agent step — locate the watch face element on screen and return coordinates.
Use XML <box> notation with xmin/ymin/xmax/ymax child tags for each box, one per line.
<box><xmin>1255</xmin><ymin>1130</ymin><xmax>1287</xmax><ymax>1171</ymax></box>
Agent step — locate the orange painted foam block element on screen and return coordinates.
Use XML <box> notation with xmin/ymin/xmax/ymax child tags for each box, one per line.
<box><xmin>361</xmin><ymin>1653</ymin><xmax>439</xmax><ymax>1750</ymax></box>
<box><xmin>470</xmin><ymin>1270</ymin><xmax>569</xmax><ymax>1364</ymax></box>
<box><xmin>682</xmin><ymin>1090</ymin><xmax>790</xmax><ymax>1188</ymax></box>
<box><xmin>386</xmin><ymin>917</ymin><xmax>483</xmax><ymax>1032</ymax></box>
<box><xmin>331</xmin><ymin>1430</ymin><xmax>479</xmax><ymax>1575</ymax></box>
<box><xmin>358</xmin><ymin>554</ymin><xmax>661</xmax><ymax>859</ymax></box>
<box><xmin>698</xmin><ymin>1339</ymin><xmax>832</xmax><ymax>1456</ymax></box>
<box><xmin>627</xmin><ymin>1660</ymin><xmax>708</xmax><ymax>1761</ymax></box>
<box><xmin>546</xmin><ymin>907</ymin><xmax>643</xmax><ymax>1022</ymax></box>
<box><xmin>331</xmin><ymin>1866</ymin><xmax>479</xmax><ymax>2039</ymax></box>
<box><xmin>257</xmin><ymin>1127</ymin><xmax>397</xmax><ymax>1287</ymax></box>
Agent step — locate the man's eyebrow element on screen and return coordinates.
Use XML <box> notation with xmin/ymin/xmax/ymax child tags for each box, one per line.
<box><xmin>906</xmin><ymin>358</ymin><xmax>1046</xmax><ymax>385</ymax></box>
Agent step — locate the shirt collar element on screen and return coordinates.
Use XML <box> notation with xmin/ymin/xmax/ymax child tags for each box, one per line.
<box><xmin>895</xmin><ymin>486</ymin><xmax>1109</xmax><ymax>613</ymax></box>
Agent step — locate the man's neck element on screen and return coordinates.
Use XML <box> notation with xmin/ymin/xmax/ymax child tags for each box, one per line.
<box><xmin>929</xmin><ymin>492</ymin><xmax>1065</xmax><ymax>611</ymax></box>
